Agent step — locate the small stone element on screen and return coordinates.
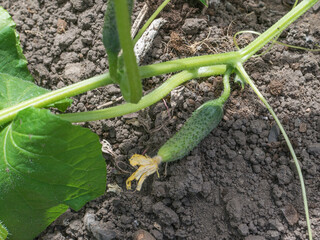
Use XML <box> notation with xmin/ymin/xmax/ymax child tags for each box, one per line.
<box><xmin>120</xmin><ymin>215</ymin><xmax>133</xmax><ymax>225</ymax></box>
<box><xmin>152</xmin><ymin>202</ymin><xmax>179</xmax><ymax>226</ymax></box>
<box><xmin>268</xmin><ymin>124</ymin><xmax>280</xmax><ymax>143</ymax></box>
<box><xmin>150</xmin><ymin>229</ymin><xmax>163</xmax><ymax>240</ymax></box>
<box><xmin>267</xmin><ymin>230</ymin><xmax>280</xmax><ymax>240</ymax></box>
<box><xmin>282</xmin><ymin>204</ymin><xmax>299</xmax><ymax>225</ymax></box>
<box><xmin>238</xmin><ymin>223</ymin><xmax>249</xmax><ymax>236</ymax></box>
<box><xmin>69</xmin><ymin>219</ymin><xmax>82</xmax><ymax>231</ymax></box>
<box><xmin>313</xmin><ymin>1</ymin><xmax>320</xmax><ymax>11</ymax></box>
<box><xmin>181</xmin><ymin>18</ymin><xmax>207</xmax><ymax>35</ymax></box>
<box><xmin>226</xmin><ymin>198</ymin><xmax>242</xmax><ymax>223</ymax></box>
<box><xmin>57</xmin><ymin>18</ymin><xmax>67</xmax><ymax>33</ymax></box>
<box><xmin>54</xmin><ymin>28</ymin><xmax>78</xmax><ymax>49</ymax></box>
<box><xmin>133</xmin><ymin>229</ymin><xmax>156</xmax><ymax>240</ymax></box>
<box><xmin>252</xmin><ymin>147</ymin><xmax>266</xmax><ymax>163</ymax></box>
<box><xmin>277</xmin><ymin>165</ymin><xmax>293</xmax><ymax>185</ymax></box>
<box><xmin>244</xmin><ymin>235</ymin><xmax>266</xmax><ymax>240</ymax></box>
<box><xmin>105</xmin><ymin>84</ymin><xmax>121</xmax><ymax>94</ymax></box>
<box><xmin>253</xmin><ymin>165</ymin><xmax>261</xmax><ymax>173</ymax></box>
<box><xmin>42</xmin><ymin>231</ymin><xmax>66</xmax><ymax>240</ymax></box>
<box><xmin>299</xmin><ymin>123</ymin><xmax>307</xmax><ymax>133</ymax></box>
<box><xmin>234</xmin><ymin>130</ymin><xmax>247</xmax><ymax>146</ymax></box>
<box><xmin>71</xmin><ymin>0</ymin><xmax>93</xmax><ymax>11</ymax></box>
<box><xmin>64</xmin><ymin>62</ymin><xmax>82</xmax><ymax>82</ymax></box>
<box><xmin>308</xmin><ymin>143</ymin><xmax>320</xmax><ymax>155</ymax></box>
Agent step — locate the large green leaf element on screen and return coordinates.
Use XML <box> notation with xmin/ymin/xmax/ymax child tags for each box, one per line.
<box><xmin>0</xmin><ymin>7</ymin><xmax>33</xmax><ymax>82</ymax></box>
<box><xmin>0</xmin><ymin>107</ymin><xmax>106</xmax><ymax>240</ymax></box>
<box><xmin>0</xmin><ymin>73</ymin><xmax>72</xmax><ymax>111</ymax></box>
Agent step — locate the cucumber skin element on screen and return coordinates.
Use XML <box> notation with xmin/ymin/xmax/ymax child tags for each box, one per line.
<box><xmin>158</xmin><ymin>102</ymin><xmax>223</xmax><ymax>162</ymax></box>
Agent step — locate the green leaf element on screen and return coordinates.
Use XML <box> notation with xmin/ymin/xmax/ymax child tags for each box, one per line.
<box><xmin>234</xmin><ymin>72</ymin><xmax>246</xmax><ymax>89</ymax></box>
<box><xmin>0</xmin><ymin>107</ymin><xmax>106</xmax><ymax>240</ymax></box>
<box><xmin>198</xmin><ymin>0</ymin><xmax>208</xmax><ymax>7</ymax></box>
<box><xmin>0</xmin><ymin>7</ymin><xmax>33</xmax><ymax>82</ymax></box>
<box><xmin>0</xmin><ymin>73</ymin><xmax>72</xmax><ymax>111</ymax></box>
<box><xmin>0</xmin><ymin>221</ymin><xmax>8</xmax><ymax>240</ymax></box>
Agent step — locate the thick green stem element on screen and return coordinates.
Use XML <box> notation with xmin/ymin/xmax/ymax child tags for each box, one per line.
<box><xmin>59</xmin><ymin>65</ymin><xmax>227</xmax><ymax>122</ymax></box>
<box><xmin>236</xmin><ymin>63</ymin><xmax>312</xmax><ymax>240</ymax></box>
<box><xmin>0</xmin><ymin>73</ymin><xmax>112</xmax><ymax>125</ymax></box>
<box><xmin>239</xmin><ymin>0</ymin><xmax>319</xmax><ymax>61</ymax></box>
<box><xmin>115</xmin><ymin>0</ymin><xmax>142</xmax><ymax>103</ymax></box>
<box><xmin>133</xmin><ymin>0</ymin><xmax>171</xmax><ymax>45</ymax></box>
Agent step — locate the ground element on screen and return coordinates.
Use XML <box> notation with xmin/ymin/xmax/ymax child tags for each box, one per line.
<box><xmin>1</xmin><ymin>0</ymin><xmax>320</xmax><ymax>239</ymax></box>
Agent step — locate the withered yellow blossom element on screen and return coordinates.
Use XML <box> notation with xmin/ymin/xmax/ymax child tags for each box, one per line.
<box><xmin>126</xmin><ymin>154</ymin><xmax>162</xmax><ymax>191</ymax></box>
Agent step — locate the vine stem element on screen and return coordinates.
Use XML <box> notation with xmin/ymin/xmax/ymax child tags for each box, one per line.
<box><xmin>59</xmin><ymin>65</ymin><xmax>227</xmax><ymax>122</ymax></box>
<box><xmin>115</xmin><ymin>0</ymin><xmax>142</xmax><ymax>103</ymax></box>
<box><xmin>0</xmin><ymin>0</ymin><xmax>318</xmax><ymax>125</ymax></box>
<box><xmin>236</xmin><ymin>63</ymin><xmax>312</xmax><ymax>240</ymax></box>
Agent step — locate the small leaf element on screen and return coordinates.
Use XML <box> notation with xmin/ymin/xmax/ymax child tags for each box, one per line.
<box><xmin>0</xmin><ymin>221</ymin><xmax>8</xmax><ymax>240</ymax></box>
<box><xmin>234</xmin><ymin>73</ymin><xmax>246</xmax><ymax>89</ymax></box>
<box><xmin>0</xmin><ymin>73</ymin><xmax>72</xmax><ymax>111</ymax></box>
<box><xmin>198</xmin><ymin>0</ymin><xmax>208</xmax><ymax>7</ymax></box>
<box><xmin>0</xmin><ymin>107</ymin><xmax>106</xmax><ymax>240</ymax></box>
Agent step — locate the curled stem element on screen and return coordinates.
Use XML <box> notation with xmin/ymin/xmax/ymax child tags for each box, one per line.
<box><xmin>236</xmin><ymin>63</ymin><xmax>312</xmax><ymax>240</ymax></box>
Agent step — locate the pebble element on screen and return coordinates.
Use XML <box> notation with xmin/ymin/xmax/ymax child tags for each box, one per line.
<box><xmin>267</xmin><ymin>230</ymin><xmax>280</xmax><ymax>240</ymax></box>
<box><xmin>150</xmin><ymin>229</ymin><xmax>163</xmax><ymax>240</ymax></box>
<box><xmin>299</xmin><ymin>123</ymin><xmax>307</xmax><ymax>133</ymax></box>
<box><xmin>276</xmin><ymin>165</ymin><xmax>293</xmax><ymax>185</ymax></box>
<box><xmin>181</xmin><ymin>18</ymin><xmax>207</xmax><ymax>35</ymax></box>
<box><xmin>245</xmin><ymin>235</ymin><xmax>266</xmax><ymax>240</ymax></box>
<box><xmin>152</xmin><ymin>202</ymin><xmax>180</xmax><ymax>226</ymax></box>
<box><xmin>233</xmin><ymin>130</ymin><xmax>247</xmax><ymax>146</ymax></box>
<box><xmin>133</xmin><ymin>229</ymin><xmax>156</xmax><ymax>240</ymax></box>
<box><xmin>307</xmin><ymin>143</ymin><xmax>320</xmax><ymax>155</ymax></box>
<box><xmin>64</xmin><ymin>62</ymin><xmax>82</xmax><ymax>82</ymax></box>
<box><xmin>282</xmin><ymin>204</ymin><xmax>299</xmax><ymax>225</ymax></box>
<box><xmin>238</xmin><ymin>223</ymin><xmax>249</xmax><ymax>236</ymax></box>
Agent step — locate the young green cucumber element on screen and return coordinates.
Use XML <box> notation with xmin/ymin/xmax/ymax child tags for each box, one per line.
<box><xmin>158</xmin><ymin>99</ymin><xmax>223</xmax><ymax>162</ymax></box>
<box><xmin>126</xmin><ymin>100</ymin><xmax>224</xmax><ymax>190</ymax></box>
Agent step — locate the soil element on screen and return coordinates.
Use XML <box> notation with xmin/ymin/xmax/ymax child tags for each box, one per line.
<box><xmin>1</xmin><ymin>0</ymin><xmax>320</xmax><ymax>239</ymax></box>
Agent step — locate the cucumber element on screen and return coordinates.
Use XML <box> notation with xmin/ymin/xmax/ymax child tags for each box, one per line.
<box><xmin>102</xmin><ymin>0</ymin><xmax>133</xmax><ymax>81</ymax></box>
<box><xmin>158</xmin><ymin>99</ymin><xmax>223</xmax><ymax>162</ymax></box>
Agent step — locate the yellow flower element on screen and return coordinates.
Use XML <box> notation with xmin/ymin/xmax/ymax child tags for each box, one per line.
<box><xmin>126</xmin><ymin>154</ymin><xmax>162</xmax><ymax>191</ymax></box>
